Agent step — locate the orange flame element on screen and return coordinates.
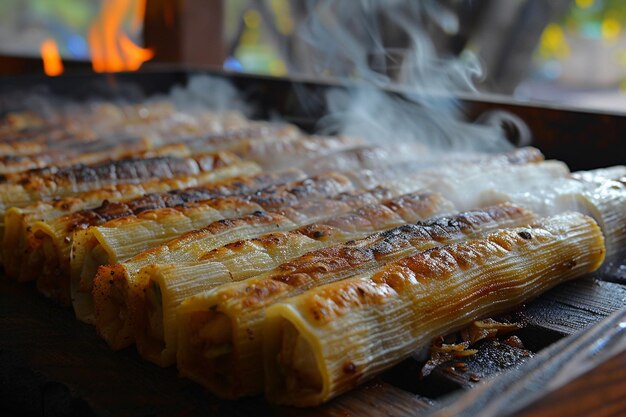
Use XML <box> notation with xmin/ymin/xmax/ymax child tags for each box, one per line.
<box><xmin>40</xmin><ymin>39</ymin><xmax>64</xmax><ymax>76</ymax></box>
<box><xmin>88</xmin><ymin>0</ymin><xmax>154</xmax><ymax>73</ymax></box>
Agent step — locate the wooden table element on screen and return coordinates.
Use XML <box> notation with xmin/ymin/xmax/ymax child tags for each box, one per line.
<box><xmin>2</xmin><ymin>271</ymin><xmax>626</xmax><ymax>417</ymax></box>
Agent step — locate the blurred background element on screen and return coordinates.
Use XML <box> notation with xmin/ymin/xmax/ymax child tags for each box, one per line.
<box><xmin>0</xmin><ymin>0</ymin><xmax>625</xmax><ymax>112</ymax></box>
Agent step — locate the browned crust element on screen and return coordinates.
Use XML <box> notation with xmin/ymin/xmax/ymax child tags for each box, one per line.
<box><xmin>301</xmin><ymin>219</ymin><xmax>599</xmax><ymax>325</ymax></box>
<box><xmin>248</xmin><ymin>173</ymin><xmax>354</xmax><ymax>211</ymax></box>
<box><xmin>60</xmin><ymin>169</ymin><xmax>306</xmax><ymax>233</ymax></box>
<box><xmin>134</xmin><ymin>211</ymin><xmax>289</xmax><ymax>260</ymax></box>
<box><xmin>1</xmin><ymin>152</ymin><xmax>239</xmax><ymax>190</ymax></box>
<box><xmin>230</xmin><ymin>134</ymin><xmax>360</xmax><ymax>159</ymax></box>
<box><xmin>200</xmin><ymin>193</ymin><xmax>444</xmax><ymax>262</ymax></box>
<box><xmin>222</xmin><ymin>203</ymin><xmax>533</xmax><ymax>307</ymax></box>
<box><xmin>92</xmin><ymin>263</ymin><xmax>137</xmax><ymax>349</ymax></box>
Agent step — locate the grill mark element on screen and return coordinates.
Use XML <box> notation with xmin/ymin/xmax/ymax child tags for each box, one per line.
<box><xmin>227</xmin><ymin>204</ymin><xmax>532</xmax><ymax>307</ymax></box>
<box><xmin>61</xmin><ymin>169</ymin><xmax>305</xmax><ymax>232</ymax></box>
<box><xmin>3</xmin><ymin>153</ymin><xmax>243</xmax><ymax>191</ymax></box>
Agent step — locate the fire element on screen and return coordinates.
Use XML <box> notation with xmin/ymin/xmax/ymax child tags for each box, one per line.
<box><xmin>40</xmin><ymin>39</ymin><xmax>64</xmax><ymax>76</ymax></box>
<box><xmin>88</xmin><ymin>0</ymin><xmax>154</xmax><ymax>73</ymax></box>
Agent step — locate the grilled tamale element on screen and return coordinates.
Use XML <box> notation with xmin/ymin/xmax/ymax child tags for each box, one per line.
<box><xmin>132</xmin><ymin>192</ymin><xmax>454</xmax><ymax>366</ymax></box>
<box><xmin>263</xmin><ymin>212</ymin><xmax>605</xmax><ymax>406</ymax></box>
<box><xmin>20</xmin><ymin>169</ymin><xmax>305</xmax><ymax>303</ymax></box>
<box><xmin>175</xmin><ymin>203</ymin><xmax>536</xmax><ymax>398</ymax></box>
<box><xmin>1</xmin><ymin>161</ymin><xmax>262</xmax><ymax>274</ymax></box>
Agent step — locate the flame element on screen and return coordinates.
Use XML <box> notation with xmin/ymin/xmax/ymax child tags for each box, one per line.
<box><xmin>40</xmin><ymin>39</ymin><xmax>64</xmax><ymax>76</ymax></box>
<box><xmin>88</xmin><ymin>0</ymin><xmax>154</xmax><ymax>73</ymax></box>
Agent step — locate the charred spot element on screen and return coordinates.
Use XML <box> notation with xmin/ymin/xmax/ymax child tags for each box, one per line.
<box><xmin>290</xmin><ymin>186</ymin><xmax>306</xmax><ymax>195</ymax></box>
<box><xmin>343</xmin><ymin>361</ymin><xmax>357</xmax><ymax>374</ymax></box>
<box><xmin>312</xmin><ymin>230</ymin><xmax>324</xmax><ymax>239</ymax></box>
<box><xmin>272</xmin><ymin>273</ymin><xmax>306</xmax><ymax>286</ymax></box>
<box><xmin>252</xmin><ymin>210</ymin><xmax>265</xmax><ymax>217</ymax></box>
<box><xmin>108</xmin><ymin>280</ymin><xmax>113</xmax><ymax>285</ymax></box>
<box><xmin>518</xmin><ymin>231</ymin><xmax>532</xmax><ymax>240</ymax></box>
<box><xmin>564</xmin><ymin>259</ymin><xmax>577</xmax><ymax>269</ymax></box>
<box><xmin>356</xmin><ymin>287</ymin><xmax>366</xmax><ymax>297</ymax></box>
<box><xmin>229</xmin><ymin>240</ymin><xmax>246</xmax><ymax>249</ymax></box>
<box><xmin>399</xmin><ymin>224</ymin><xmax>419</xmax><ymax>234</ymax></box>
<box><xmin>311</xmin><ymin>309</ymin><xmax>321</xmax><ymax>321</ymax></box>
<box><xmin>446</xmin><ymin>218</ymin><xmax>464</xmax><ymax>229</ymax></box>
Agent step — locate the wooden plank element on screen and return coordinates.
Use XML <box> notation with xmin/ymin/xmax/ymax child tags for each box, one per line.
<box><xmin>510</xmin><ymin>350</ymin><xmax>626</xmax><ymax>417</ymax></box>
<box><xmin>0</xmin><ymin>280</ymin><xmax>269</xmax><ymax>417</ymax></box>
<box><xmin>277</xmin><ymin>381</ymin><xmax>433</xmax><ymax>417</ymax></box>
<box><xmin>600</xmin><ymin>258</ymin><xmax>626</xmax><ymax>285</ymax></box>
<box><xmin>430</xmin><ymin>340</ymin><xmax>533</xmax><ymax>390</ymax></box>
<box><xmin>401</xmin><ymin>276</ymin><xmax>626</xmax><ymax>398</ymax></box>
<box><xmin>520</xmin><ymin>277</ymin><xmax>626</xmax><ymax>335</ymax></box>
<box><xmin>424</xmin><ymin>307</ymin><xmax>626</xmax><ymax>417</ymax></box>
<box><xmin>0</xmin><ymin>279</ymin><xmax>426</xmax><ymax>417</ymax></box>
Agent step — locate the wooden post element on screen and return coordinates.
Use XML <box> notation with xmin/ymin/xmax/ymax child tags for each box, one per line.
<box><xmin>144</xmin><ymin>0</ymin><xmax>225</xmax><ymax>68</ymax></box>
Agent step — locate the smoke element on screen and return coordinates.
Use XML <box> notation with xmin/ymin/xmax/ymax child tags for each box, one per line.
<box><xmin>167</xmin><ymin>75</ymin><xmax>251</xmax><ymax>116</ymax></box>
<box><xmin>291</xmin><ymin>0</ymin><xmax>517</xmax><ymax>153</ymax></box>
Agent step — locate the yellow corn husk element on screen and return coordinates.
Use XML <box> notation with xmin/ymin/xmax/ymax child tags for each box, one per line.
<box><xmin>571</xmin><ymin>165</ymin><xmax>626</xmax><ymax>185</ymax></box>
<box><xmin>93</xmin><ymin>169</ymin><xmax>404</xmax><ymax>349</ymax></box>
<box><xmin>263</xmin><ymin>212</ymin><xmax>605</xmax><ymax>406</ymax></box>
<box><xmin>1</xmin><ymin>159</ymin><xmax>260</xmax><ymax>267</ymax></box>
<box><xmin>81</xmin><ymin>171</ymin><xmax>378</xmax><ymax>327</ymax></box>
<box><xmin>175</xmin><ymin>203</ymin><xmax>536</xmax><ymax>398</ymax></box>
<box><xmin>491</xmin><ymin>174</ymin><xmax>625</xmax><ymax>259</ymax></box>
<box><xmin>573</xmin><ymin>179</ymin><xmax>626</xmax><ymax>259</ymax></box>
<box><xmin>71</xmin><ymin>196</ymin><xmax>266</xmax><ymax>324</ymax></box>
<box><xmin>94</xmin><ymin>211</ymin><xmax>299</xmax><ymax>349</ymax></box>
<box><xmin>0</xmin><ymin>141</ymin><xmax>194</xmax><ymax>175</ymax></box>
<box><xmin>0</xmin><ymin>151</ymin><xmax>241</xmax><ymax>216</ymax></box>
<box><xmin>227</xmin><ymin>134</ymin><xmax>363</xmax><ymax>171</ymax></box>
<box><xmin>101</xmin><ymin>157</ymin><xmax>548</xmax><ymax>352</ymax></box>
<box><xmin>1</xmin><ymin>161</ymin><xmax>261</xmax><ymax>275</ymax></box>
<box><xmin>90</xmin><ymin>173</ymin><xmax>399</xmax><ymax>349</ymax></box>
<box><xmin>133</xmin><ymin>192</ymin><xmax>454</xmax><ymax>367</ymax></box>
<box><xmin>14</xmin><ymin>162</ymin><xmax>262</xmax><ymax>304</ymax></box>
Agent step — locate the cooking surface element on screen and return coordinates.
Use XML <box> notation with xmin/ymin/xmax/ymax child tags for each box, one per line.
<box><xmin>2</xmin><ymin>272</ymin><xmax>625</xmax><ymax>417</ymax></box>
<box><xmin>1</xmin><ymin>70</ymin><xmax>625</xmax><ymax>416</ymax></box>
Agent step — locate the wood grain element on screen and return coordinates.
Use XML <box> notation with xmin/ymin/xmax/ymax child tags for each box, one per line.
<box><xmin>1</xmin><ymin>272</ymin><xmax>623</xmax><ymax>416</ymax></box>
<box><xmin>521</xmin><ymin>277</ymin><xmax>626</xmax><ymax>335</ymax></box>
<box><xmin>424</xmin><ymin>307</ymin><xmax>626</xmax><ymax>417</ymax></box>
<box><xmin>0</xmin><ymin>279</ymin><xmax>425</xmax><ymax>417</ymax></box>
<box><xmin>511</xmin><ymin>350</ymin><xmax>626</xmax><ymax>417</ymax></box>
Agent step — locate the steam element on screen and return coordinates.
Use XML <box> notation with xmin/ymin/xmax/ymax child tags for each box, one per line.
<box><xmin>292</xmin><ymin>0</ymin><xmax>516</xmax><ymax>153</ymax></box>
<box><xmin>0</xmin><ymin>74</ymin><xmax>251</xmax><ymax>134</ymax></box>
<box><xmin>167</xmin><ymin>75</ymin><xmax>251</xmax><ymax>116</ymax></box>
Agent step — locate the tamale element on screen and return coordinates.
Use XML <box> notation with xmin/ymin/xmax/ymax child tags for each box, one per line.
<box><xmin>175</xmin><ymin>204</ymin><xmax>536</xmax><ymax>398</ymax></box>
<box><xmin>263</xmin><ymin>212</ymin><xmax>605</xmax><ymax>406</ymax></box>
